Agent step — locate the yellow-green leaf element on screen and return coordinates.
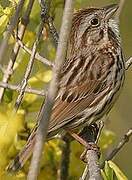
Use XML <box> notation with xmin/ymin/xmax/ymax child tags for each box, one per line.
<box><xmin>108</xmin><ymin>161</ymin><xmax>128</xmax><ymax>180</ymax></box>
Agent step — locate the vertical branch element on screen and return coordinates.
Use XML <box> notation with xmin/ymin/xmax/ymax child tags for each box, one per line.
<box><xmin>80</xmin><ymin>124</ymin><xmax>103</xmax><ymax>180</ymax></box>
<box><xmin>27</xmin><ymin>0</ymin><xmax>75</xmax><ymax>179</ymax></box>
<box><xmin>14</xmin><ymin>22</ymin><xmax>43</xmax><ymax>111</ymax></box>
<box><xmin>40</xmin><ymin>1</ymin><xmax>59</xmax><ymax>46</ymax></box>
<box><xmin>0</xmin><ymin>0</ymin><xmax>25</xmax><ymax>63</ymax></box>
<box><xmin>48</xmin><ymin>16</ymin><xmax>59</xmax><ymax>46</ymax></box>
<box><xmin>58</xmin><ymin>138</ymin><xmax>71</xmax><ymax>180</ymax></box>
<box><xmin>0</xmin><ymin>0</ymin><xmax>35</xmax><ymax>102</ymax></box>
<box><xmin>80</xmin><ymin>150</ymin><xmax>102</xmax><ymax>180</ymax></box>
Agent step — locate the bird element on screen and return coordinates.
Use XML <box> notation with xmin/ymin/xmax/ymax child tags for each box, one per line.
<box><xmin>7</xmin><ymin>4</ymin><xmax>125</xmax><ymax>172</ymax></box>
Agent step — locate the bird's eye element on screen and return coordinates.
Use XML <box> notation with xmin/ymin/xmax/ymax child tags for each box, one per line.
<box><xmin>90</xmin><ymin>17</ymin><xmax>100</xmax><ymax>27</ymax></box>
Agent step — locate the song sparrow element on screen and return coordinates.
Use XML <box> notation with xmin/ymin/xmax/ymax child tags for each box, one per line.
<box><xmin>8</xmin><ymin>4</ymin><xmax>125</xmax><ymax>172</ymax></box>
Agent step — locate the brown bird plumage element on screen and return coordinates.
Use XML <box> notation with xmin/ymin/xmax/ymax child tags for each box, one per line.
<box><xmin>8</xmin><ymin>4</ymin><xmax>125</xmax><ymax>172</ymax></box>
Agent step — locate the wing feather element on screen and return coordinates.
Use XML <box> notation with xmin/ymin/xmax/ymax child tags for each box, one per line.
<box><xmin>48</xmin><ymin>81</ymin><xmax>102</xmax><ymax>132</ymax></box>
<box><xmin>48</xmin><ymin>51</ymin><xmax>113</xmax><ymax>133</ymax></box>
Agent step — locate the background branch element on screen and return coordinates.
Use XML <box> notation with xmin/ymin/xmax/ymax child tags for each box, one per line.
<box><xmin>58</xmin><ymin>138</ymin><xmax>71</xmax><ymax>180</ymax></box>
<box><xmin>125</xmin><ymin>57</ymin><xmax>132</xmax><ymax>70</ymax></box>
<box><xmin>14</xmin><ymin>36</ymin><xmax>53</xmax><ymax>67</ymax></box>
<box><xmin>100</xmin><ymin>128</ymin><xmax>132</xmax><ymax>169</ymax></box>
<box><xmin>0</xmin><ymin>81</ymin><xmax>45</xmax><ymax>96</ymax></box>
<box><xmin>0</xmin><ymin>0</ymin><xmax>25</xmax><ymax>63</ymax></box>
<box><xmin>14</xmin><ymin>22</ymin><xmax>44</xmax><ymax>111</ymax></box>
<box><xmin>0</xmin><ymin>0</ymin><xmax>35</xmax><ymax>102</ymax></box>
<box><xmin>40</xmin><ymin>1</ymin><xmax>59</xmax><ymax>47</ymax></box>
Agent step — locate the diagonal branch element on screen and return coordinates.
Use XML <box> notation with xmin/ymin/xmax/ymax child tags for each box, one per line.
<box><xmin>125</xmin><ymin>57</ymin><xmax>132</xmax><ymax>70</ymax></box>
<box><xmin>27</xmin><ymin>0</ymin><xmax>75</xmax><ymax>179</ymax></box>
<box><xmin>0</xmin><ymin>0</ymin><xmax>35</xmax><ymax>102</ymax></box>
<box><xmin>0</xmin><ymin>0</ymin><xmax>25</xmax><ymax>63</ymax></box>
<box><xmin>14</xmin><ymin>22</ymin><xmax>44</xmax><ymax>111</ymax></box>
<box><xmin>100</xmin><ymin>128</ymin><xmax>132</xmax><ymax>169</ymax></box>
<box><xmin>15</xmin><ymin>36</ymin><xmax>54</xmax><ymax>67</ymax></box>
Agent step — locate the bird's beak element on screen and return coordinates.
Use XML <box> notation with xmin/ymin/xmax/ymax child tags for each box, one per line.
<box><xmin>104</xmin><ymin>4</ymin><xmax>119</xmax><ymax>19</ymax></box>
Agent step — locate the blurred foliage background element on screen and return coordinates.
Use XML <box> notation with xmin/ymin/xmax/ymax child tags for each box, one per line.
<box><xmin>0</xmin><ymin>0</ymin><xmax>132</xmax><ymax>179</ymax></box>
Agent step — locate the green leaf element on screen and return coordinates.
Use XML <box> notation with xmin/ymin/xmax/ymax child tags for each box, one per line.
<box><xmin>101</xmin><ymin>169</ymin><xmax>108</xmax><ymax>180</ymax></box>
<box><xmin>104</xmin><ymin>161</ymin><xmax>114</xmax><ymax>180</ymax></box>
<box><xmin>108</xmin><ymin>161</ymin><xmax>128</xmax><ymax>180</ymax></box>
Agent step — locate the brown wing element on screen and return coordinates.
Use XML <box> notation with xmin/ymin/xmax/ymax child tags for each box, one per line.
<box><xmin>48</xmin><ymin>52</ymin><xmax>113</xmax><ymax>133</ymax></box>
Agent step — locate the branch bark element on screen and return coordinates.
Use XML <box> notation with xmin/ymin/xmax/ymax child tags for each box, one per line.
<box><xmin>0</xmin><ymin>0</ymin><xmax>35</xmax><ymax>102</ymax></box>
<box><xmin>58</xmin><ymin>138</ymin><xmax>71</xmax><ymax>180</ymax></box>
<box><xmin>125</xmin><ymin>57</ymin><xmax>132</xmax><ymax>70</ymax></box>
<box><xmin>0</xmin><ymin>0</ymin><xmax>25</xmax><ymax>63</ymax></box>
<box><xmin>100</xmin><ymin>128</ymin><xmax>132</xmax><ymax>169</ymax></box>
<box><xmin>14</xmin><ymin>22</ymin><xmax>44</xmax><ymax>111</ymax></box>
<box><xmin>0</xmin><ymin>81</ymin><xmax>45</xmax><ymax>96</ymax></box>
<box><xmin>40</xmin><ymin>1</ymin><xmax>59</xmax><ymax>47</ymax></box>
<box><xmin>14</xmin><ymin>36</ymin><xmax>53</xmax><ymax>67</ymax></box>
<box><xmin>80</xmin><ymin>124</ymin><xmax>103</xmax><ymax>180</ymax></box>
<box><xmin>27</xmin><ymin>1</ymin><xmax>75</xmax><ymax>180</ymax></box>
<box><xmin>80</xmin><ymin>150</ymin><xmax>102</xmax><ymax>180</ymax></box>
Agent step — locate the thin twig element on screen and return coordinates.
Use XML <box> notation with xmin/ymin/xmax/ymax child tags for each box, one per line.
<box><xmin>15</xmin><ymin>36</ymin><xmax>54</xmax><ymax>67</ymax></box>
<box><xmin>115</xmin><ymin>0</ymin><xmax>125</xmax><ymax>21</ymax></box>
<box><xmin>14</xmin><ymin>22</ymin><xmax>44</xmax><ymax>111</ymax></box>
<box><xmin>40</xmin><ymin>0</ymin><xmax>59</xmax><ymax>46</ymax></box>
<box><xmin>0</xmin><ymin>81</ymin><xmax>45</xmax><ymax>96</ymax></box>
<box><xmin>0</xmin><ymin>0</ymin><xmax>35</xmax><ymax>102</ymax></box>
<box><xmin>80</xmin><ymin>165</ymin><xmax>89</xmax><ymax>180</ymax></box>
<box><xmin>125</xmin><ymin>57</ymin><xmax>132</xmax><ymax>70</ymax></box>
<box><xmin>100</xmin><ymin>128</ymin><xmax>132</xmax><ymax>169</ymax></box>
<box><xmin>27</xmin><ymin>1</ymin><xmax>74</xmax><ymax>179</ymax></box>
<box><xmin>0</xmin><ymin>0</ymin><xmax>25</xmax><ymax>63</ymax></box>
<box><xmin>95</xmin><ymin>121</ymin><xmax>104</xmax><ymax>144</ymax></box>
<box><xmin>48</xmin><ymin>16</ymin><xmax>59</xmax><ymax>46</ymax></box>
